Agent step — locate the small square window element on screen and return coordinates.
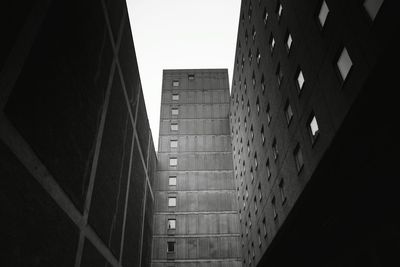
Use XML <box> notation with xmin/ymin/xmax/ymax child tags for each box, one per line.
<box><xmin>336</xmin><ymin>47</ymin><xmax>353</xmax><ymax>82</ymax></box>
<box><xmin>286</xmin><ymin>32</ymin><xmax>293</xmax><ymax>52</ymax></box>
<box><xmin>364</xmin><ymin>0</ymin><xmax>384</xmax><ymax>21</ymax></box>
<box><xmin>296</xmin><ymin>69</ymin><xmax>305</xmax><ymax>92</ymax></box>
<box><xmin>167</xmin><ymin>241</ymin><xmax>175</xmax><ymax>252</ymax></box>
<box><xmin>171</xmin><ymin>123</ymin><xmax>178</xmax><ymax>131</ymax></box>
<box><xmin>188</xmin><ymin>74</ymin><xmax>195</xmax><ymax>80</ymax></box>
<box><xmin>308</xmin><ymin>113</ymin><xmax>320</xmax><ymax>144</ymax></box>
<box><xmin>269</xmin><ymin>35</ymin><xmax>275</xmax><ymax>53</ymax></box>
<box><xmin>169</xmin><ymin>176</ymin><xmax>177</xmax><ymax>186</ymax></box>
<box><xmin>172</xmin><ymin>94</ymin><xmax>179</xmax><ymax>101</ymax></box>
<box><xmin>171</xmin><ymin>108</ymin><xmax>179</xmax><ymax>115</ymax></box>
<box><xmin>169</xmin><ymin>158</ymin><xmax>178</xmax><ymax>167</ymax></box>
<box><xmin>170</xmin><ymin>140</ymin><xmax>178</xmax><ymax>148</ymax></box>
<box><xmin>172</xmin><ymin>80</ymin><xmax>180</xmax><ymax>87</ymax></box>
<box><xmin>168</xmin><ymin>197</ymin><xmax>176</xmax><ymax>207</ymax></box>
<box><xmin>285</xmin><ymin>101</ymin><xmax>293</xmax><ymax>125</ymax></box>
<box><xmin>318</xmin><ymin>1</ymin><xmax>329</xmax><ymax>27</ymax></box>
<box><xmin>168</xmin><ymin>219</ymin><xmax>176</xmax><ymax>229</ymax></box>
<box><xmin>294</xmin><ymin>144</ymin><xmax>304</xmax><ymax>173</ymax></box>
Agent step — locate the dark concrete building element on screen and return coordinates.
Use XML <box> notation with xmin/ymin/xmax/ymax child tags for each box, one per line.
<box><xmin>230</xmin><ymin>0</ymin><xmax>399</xmax><ymax>266</ymax></box>
<box><xmin>0</xmin><ymin>0</ymin><xmax>155</xmax><ymax>266</ymax></box>
<box><xmin>152</xmin><ymin>69</ymin><xmax>242</xmax><ymax>267</ymax></box>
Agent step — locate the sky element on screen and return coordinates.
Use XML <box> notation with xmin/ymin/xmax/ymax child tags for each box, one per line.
<box><xmin>126</xmin><ymin>0</ymin><xmax>241</xmax><ymax>150</ymax></box>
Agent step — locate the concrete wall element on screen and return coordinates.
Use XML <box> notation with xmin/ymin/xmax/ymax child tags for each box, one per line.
<box><xmin>152</xmin><ymin>69</ymin><xmax>242</xmax><ymax>266</ymax></box>
<box><xmin>0</xmin><ymin>0</ymin><xmax>155</xmax><ymax>266</ymax></box>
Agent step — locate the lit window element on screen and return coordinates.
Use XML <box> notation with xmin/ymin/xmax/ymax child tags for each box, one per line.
<box><xmin>294</xmin><ymin>144</ymin><xmax>304</xmax><ymax>173</ymax></box>
<box><xmin>171</xmin><ymin>123</ymin><xmax>178</xmax><ymax>131</ymax></box>
<box><xmin>296</xmin><ymin>69</ymin><xmax>305</xmax><ymax>91</ymax></box>
<box><xmin>266</xmin><ymin>159</ymin><xmax>271</xmax><ymax>180</ymax></box>
<box><xmin>170</xmin><ymin>140</ymin><xmax>178</xmax><ymax>148</ymax></box>
<box><xmin>286</xmin><ymin>32</ymin><xmax>293</xmax><ymax>51</ymax></box>
<box><xmin>172</xmin><ymin>80</ymin><xmax>180</xmax><ymax>87</ymax></box>
<box><xmin>168</xmin><ymin>219</ymin><xmax>176</xmax><ymax>229</ymax></box>
<box><xmin>169</xmin><ymin>176</ymin><xmax>177</xmax><ymax>186</ymax></box>
<box><xmin>168</xmin><ymin>197</ymin><xmax>176</xmax><ymax>207</ymax></box>
<box><xmin>269</xmin><ymin>34</ymin><xmax>275</xmax><ymax>53</ymax></box>
<box><xmin>255</xmin><ymin>152</ymin><xmax>258</xmax><ymax>170</ymax></box>
<box><xmin>308</xmin><ymin>113</ymin><xmax>320</xmax><ymax>144</ymax></box>
<box><xmin>364</xmin><ymin>0</ymin><xmax>384</xmax><ymax>21</ymax></box>
<box><xmin>318</xmin><ymin>1</ymin><xmax>329</xmax><ymax>27</ymax></box>
<box><xmin>337</xmin><ymin>47</ymin><xmax>353</xmax><ymax>82</ymax></box>
<box><xmin>172</xmin><ymin>94</ymin><xmax>179</xmax><ymax>101</ymax></box>
<box><xmin>169</xmin><ymin>158</ymin><xmax>177</xmax><ymax>167</ymax></box>
<box><xmin>171</xmin><ymin>108</ymin><xmax>179</xmax><ymax>115</ymax></box>
<box><xmin>167</xmin><ymin>241</ymin><xmax>175</xmax><ymax>252</ymax></box>
<box><xmin>188</xmin><ymin>74</ymin><xmax>195</xmax><ymax>80</ymax></box>
<box><xmin>277</xmin><ymin>3</ymin><xmax>283</xmax><ymax>19</ymax></box>
<box><xmin>272</xmin><ymin>138</ymin><xmax>278</xmax><ymax>161</ymax></box>
<box><xmin>279</xmin><ymin>179</ymin><xmax>286</xmax><ymax>204</ymax></box>
<box><xmin>256</xmin><ymin>49</ymin><xmax>261</xmax><ymax>65</ymax></box>
<box><xmin>285</xmin><ymin>101</ymin><xmax>293</xmax><ymax>125</ymax></box>
<box><xmin>263</xmin><ymin>8</ymin><xmax>269</xmax><ymax>24</ymax></box>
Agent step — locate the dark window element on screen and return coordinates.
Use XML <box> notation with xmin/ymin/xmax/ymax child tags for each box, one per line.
<box><xmin>294</xmin><ymin>144</ymin><xmax>304</xmax><ymax>173</ymax></box>
<box><xmin>167</xmin><ymin>241</ymin><xmax>175</xmax><ymax>252</ymax></box>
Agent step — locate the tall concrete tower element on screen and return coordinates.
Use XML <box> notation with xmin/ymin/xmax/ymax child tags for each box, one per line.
<box><xmin>152</xmin><ymin>69</ymin><xmax>242</xmax><ymax>266</ymax></box>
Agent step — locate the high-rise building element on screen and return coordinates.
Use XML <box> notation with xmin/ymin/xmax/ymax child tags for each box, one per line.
<box><xmin>0</xmin><ymin>0</ymin><xmax>155</xmax><ymax>266</ymax></box>
<box><xmin>230</xmin><ymin>0</ymin><xmax>399</xmax><ymax>266</ymax></box>
<box><xmin>152</xmin><ymin>69</ymin><xmax>242</xmax><ymax>267</ymax></box>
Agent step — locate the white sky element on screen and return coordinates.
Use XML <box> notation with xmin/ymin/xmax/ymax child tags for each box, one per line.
<box><xmin>126</xmin><ymin>0</ymin><xmax>241</xmax><ymax>150</ymax></box>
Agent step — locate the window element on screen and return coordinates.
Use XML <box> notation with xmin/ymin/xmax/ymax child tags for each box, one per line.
<box><xmin>171</xmin><ymin>123</ymin><xmax>178</xmax><ymax>131</ymax></box>
<box><xmin>169</xmin><ymin>176</ymin><xmax>177</xmax><ymax>186</ymax></box>
<box><xmin>168</xmin><ymin>197</ymin><xmax>176</xmax><ymax>207</ymax></box>
<box><xmin>336</xmin><ymin>47</ymin><xmax>353</xmax><ymax>82</ymax></box>
<box><xmin>277</xmin><ymin>2</ymin><xmax>283</xmax><ymax>19</ymax></box>
<box><xmin>250</xmin><ymin>125</ymin><xmax>254</xmax><ymax>141</ymax></box>
<box><xmin>263</xmin><ymin>8</ymin><xmax>269</xmax><ymax>25</ymax></box>
<box><xmin>168</xmin><ymin>219</ymin><xmax>176</xmax><ymax>229</ymax></box>
<box><xmin>276</xmin><ymin>63</ymin><xmax>283</xmax><ymax>87</ymax></box>
<box><xmin>296</xmin><ymin>69</ymin><xmax>305</xmax><ymax>92</ymax></box>
<box><xmin>254</xmin><ymin>152</ymin><xmax>258</xmax><ymax>170</ymax></box>
<box><xmin>252</xmin><ymin>242</ymin><xmax>255</xmax><ymax>258</ymax></box>
<box><xmin>169</xmin><ymin>157</ymin><xmax>177</xmax><ymax>167</ymax></box>
<box><xmin>254</xmin><ymin>196</ymin><xmax>258</xmax><ymax>214</ymax></box>
<box><xmin>170</xmin><ymin>140</ymin><xmax>178</xmax><ymax>148</ymax></box>
<box><xmin>251</xmin><ymin>167</ymin><xmax>254</xmax><ymax>183</ymax></box>
<box><xmin>172</xmin><ymin>80</ymin><xmax>180</xmax><ymax>87</ymax></box>
<box><xmin>256</xmin><ymin>97</ymin><xmax>260</xmax><ymax>115</ymax></box>
<box><xmin>269</xmin><ymin>34</ymin><xmax>275</xmax><ymax>53</ymax></box>
<box><xmin>172</xmin><ymin>94</ymin><xmax>179</xmax><ymax>101</ymax></box>
<box><xmin>279</xmin><ymin>180</ymin><xmax>286</xmax><ymax>205</ymax></box>
<box><xmin>308</xmin><ymin>113</ymin><xmax>320</xmax><ymax>144</ymax></box>
<box><xmin>266</xmin><ymin>159</ymin><xmax>271</xmax><ymax>180</ymax></box>
<box><xmin>258</xmin><ymin>183</ymin><xmax>262</xmax><ymax>200</ymax></box>
<box><xmin>167</xmin><ymin>241</ymin><xmax>175</xmax><ymax>252</ymax></box>
<box><xmin>286</xmin><ymin>32</ymin><xmax>293</xmax><ymax>52</ymax></box>
<box><xmin>248</xmin><ymin>49</ymin><xmax>253</xmax><ymax>64</ymax></box>
<box><xmin>284</xmin><ymin>101</ymin><xmax>293</xmax><ymax>125</ymax></box>
<box><xmin>272</xmin><ymin>197</ymin><xmax>277</xmax><ymax>219</ymax></box>
<box><xmin>252</xmin><ymin>72</ymin><xmax>256</xmax><ymax>87</ymax></box>
<box><xmin>171</xmin><ymin>108</ymin><xmax>179</xmax><ymax>115</ymax></box>
<box><xmin>252</xmin><ymin>26</ymin><xmax>256</xmax><ymax>41</ymax></box>
<box><xmin>245</xmin><ymin>30</ymin><xmax>249</xmax><ymax>43</ymax></box>
<box><xmin>262</xmin><ymin>217</ymin><xmax>267</xmax><ymax>237</ymax></box>
<box><xmin>261</xmin><ymin>125</ymin><xmax>265</xmax><ymax>145</ymax></box>
<box><xmin>256</xmin><ymin>49</ymin><xmax>261</xmax><ymax>65</ymax></box>
<box><xmin>272</xmin><ymin>138</ymin><xmax>278</xmax><ymax>161</ymax></box>
<box><xmin>364</xmin><ymin>0</ymin><xmax>384</xmax><ymax>21</ymax></box>
<box><xmin>318</xmin><ymin>1</ymin><xmax>329</xmax><ymax>27</ymax></box>
<box><xmin>247</xmin><ymin>101</ymin><xmax>250</xmax><ymax>115</ymax></box>
<box><xmin>258</xmin><ymin>228</ymin><xmax>262</xmax><ymax>247</ymax></box>
<box><xmin>261</xmin><ymin>74</ymin><xmax>265</xmax><ymax>94</ymax></box>
<box><xmin>294</xmin><ymin>144</ymin><xmax>304</xmax><ymax>173</ymax></box>
<box><xmin>266</xmin><ymin>104</ymin><xmax>271</xmax><ymax>125</ymax></box>
<box><xmin>188</xmin><ymin>74</ymin><xmax>195</xmax><ymax>80</ymax></box>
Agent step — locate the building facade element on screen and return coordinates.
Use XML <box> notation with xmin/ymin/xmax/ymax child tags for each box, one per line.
<box><xmin>152</xmin><ymin>69</ymin><xmax>242</xmax><ymax>267</ymax></box>
<box><xmin>0</xmin><ymin>0</ymin><xmax>155</xmax><ymax>266</ymax></box>
<box><xmin>230</xmin><ymin>0</ymin><xmax>399</xmax><ymax>266</ymax></box>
